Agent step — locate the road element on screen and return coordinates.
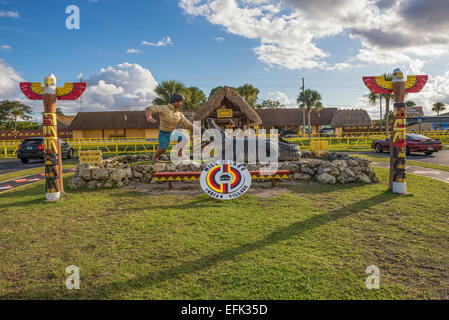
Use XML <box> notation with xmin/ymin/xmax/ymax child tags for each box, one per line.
<box><xmin>353</xmin><ymin>149</ymin><xmax>449</xmax><ymax>166</ymax></box>
<box><xmin>0</xmin><ymin>158</ymin><xmax>78</xmax><ymax>175</ymax></box>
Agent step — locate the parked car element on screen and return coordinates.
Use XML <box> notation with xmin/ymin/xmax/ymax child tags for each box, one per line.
<box><xmin>318</xmin><ymin>128</ymin><xmax>337</xmax><ymax>137</ymax></box>
<box><xmin>18</xmin><ymin>137</ymin><xmax>74</xmax><ymax>164</ymax></box>
<box><xmin>371</xmin><ymin>134</ymin><xmax>442</xmax><ymax>155</ymax></box>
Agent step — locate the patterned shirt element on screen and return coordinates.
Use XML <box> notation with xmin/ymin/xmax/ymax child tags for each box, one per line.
<box><xmin>148</xmin><ymin>104</ymin><xmax>192</xmax><ymax>132</ymax></box>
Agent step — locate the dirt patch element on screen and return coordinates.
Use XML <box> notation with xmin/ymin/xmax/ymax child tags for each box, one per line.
<box><xmin>127</xmin><ymin>182</ymin><xmax>290</xmax><ymax>199</ymax></box>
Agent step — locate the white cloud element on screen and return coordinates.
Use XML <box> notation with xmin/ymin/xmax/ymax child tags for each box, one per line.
<box><xmin>126</xmin><ymin>48</ymin><xmax>141</xmax><ymax>54</ymax></box>
<box><xmin>0</xmin><ymin>44</ymin><xmax>11</xmax><ymax>51</ymax></box>
<box><xmin>141</xmin><ymin>36</ymin><xmax>173</xmax><ymax>47</ymax></box>
<box><xmin>214</xmin><ymin>36</ymin><xmax>225</xmax><ymax>42</ymax></box>
<box><xmin>179</xmin><ymin>0</ymin><xmax>449</xmax><ymax>72</ymax></box>
<box><xmin>0</xmin><ymin>59</ymin><xmax>23</xmax><ymax>99</ymax></box>
<box><xmin>82</xmin><ymin>62</ymin><xmax>159</xmax><ymax>111</ymax></box>
<box><xmin>0</xmin><ymin>10</ymin><xmax>19</xmax><ymax>18</ymax></box>
<box><xmin>266</xmin><ymin>91</ymin><xmax>292</xmax><ymax>105</ymax></box>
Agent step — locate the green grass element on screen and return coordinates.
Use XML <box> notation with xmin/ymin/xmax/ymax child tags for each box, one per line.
<box><xmin>0</xmin><ymin>168</ymin><xmax>448</xmax><ymax>299</ymax></box>
<box><xmin>0</xmin><ymin>162</ymin><xmax>78</xmax><ymax>183</ymax></box>
<box><xmin>353</xmin><ymin>154</ymin><xmax>449</xmax><ymax>173</ymax></box>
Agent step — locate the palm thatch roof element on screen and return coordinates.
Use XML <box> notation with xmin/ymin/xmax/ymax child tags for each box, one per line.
<box><xmin>330</xmin><ymin>109</ymin><xmax>372</xmax><ymax>127</ymax></box>
<box><xmin>194</xmin><ymin>87</ymin><xmax>262</xmax><ymax>125</ymax></box>
<box><xmin>256</xmin><ymin>108</ymin><xmax>338</xmax><ymax>127</ymax></box>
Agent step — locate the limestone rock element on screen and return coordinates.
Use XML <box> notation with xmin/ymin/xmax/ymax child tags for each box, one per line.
<box><xmin>317</xmin><ymin>173</ymin><xmax>336</xmax><ymax>184</ymax></box>
<box><xmin>152</xmin><ymin>163</ymin><xmax>167</xmax><ymax>172</ymax></box>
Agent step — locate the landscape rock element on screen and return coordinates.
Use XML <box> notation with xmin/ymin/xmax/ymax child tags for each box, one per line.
<box><xmin>317</xmin><ymin>173</ymin><xmax>336</xmax><ymax>184</ymax></box>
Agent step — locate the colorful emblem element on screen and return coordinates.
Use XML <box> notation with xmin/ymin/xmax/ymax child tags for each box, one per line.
<box><xmin>362</xmin><ymin>75</ymin><xmax>428</xmax><ymax>95</ymax></box>
<box><xmin>200</xmin><ymin>160</ymin><xmax>251</xmax><ymax>200</ymax></box>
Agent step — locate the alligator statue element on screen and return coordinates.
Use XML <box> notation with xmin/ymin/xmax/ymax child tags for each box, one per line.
<box><xmin>203</xmin><ymin>118</ymin><xmax>301</xmax><ymax>162</ymax></box>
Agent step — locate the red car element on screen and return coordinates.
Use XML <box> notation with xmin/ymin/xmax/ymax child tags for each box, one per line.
<box><xmin>372</xmin><ymin>134</ymin><xmax>442</xmax><ymax>156</ymax></box>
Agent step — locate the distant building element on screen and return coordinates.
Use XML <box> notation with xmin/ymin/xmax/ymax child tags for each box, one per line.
<box><xmin>68</xmin><ymin>88</ymin><xmax>372</xmax><ymax>138</ymax></box>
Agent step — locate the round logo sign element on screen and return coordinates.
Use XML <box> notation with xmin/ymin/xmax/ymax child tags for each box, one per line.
<box><xmin>200</xmin><ymin>160</ymin><xmax>252</xmax><ymax>200</ymax></box>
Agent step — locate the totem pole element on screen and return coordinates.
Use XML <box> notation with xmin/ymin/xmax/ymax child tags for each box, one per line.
<box><xmin>20</xmin><ymin>74</ymin><xmax>86</xmax><ymax>201</ymax></box>
<box><xmin>363</xmin><ymin>69</ymin><xmax>428</xmax><ymax>194</ymax></box>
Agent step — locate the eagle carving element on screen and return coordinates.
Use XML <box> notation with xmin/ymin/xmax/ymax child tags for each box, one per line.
<box><xmin>20</xmin><ymin>74</ymin><xmax>87</xmax><ymax>100</ymax></box>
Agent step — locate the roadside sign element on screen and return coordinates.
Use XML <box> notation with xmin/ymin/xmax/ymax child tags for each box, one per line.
<box><xmin>79</xmin><ymin>150</ymin><xmax>103</xmax><ymax>165</ymax></box>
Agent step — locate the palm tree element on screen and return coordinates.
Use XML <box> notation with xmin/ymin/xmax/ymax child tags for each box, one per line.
<box><xmin>236</xmin><ymin>84</ymin><xmax>259</xmax><ymax>106</ymax></box>
<box><xmin>297</xmin><ymin>89</ymin><xmax>323</xmax><ymax>137</ymax></box>
<box><xmin>183</xmin><ymin>87</ymin><xmax>206</xmax><ymax>110</ymax></box>
<box><xmin>369</xmin><ymin>92</ymin><xmax>383</xmax><ymax>133</ymax></box>
<box><xmin>153</xmin><ymin>80</ymin><xmax>187</xmax><ymax>105</ymax></box>
<box><xmin>405</xmin><ymin>101</ymin><xmax>416</xmax><ymax>107</ymax></box>
<box><xmin>9</xmin><ymin>102</ymin><xmax>32</xmax><ymax>131</ymax></box>
<box><xmin>432</xmin><ymin>102</ymin><xmax>446</xmax><ymax>116</ymax></box>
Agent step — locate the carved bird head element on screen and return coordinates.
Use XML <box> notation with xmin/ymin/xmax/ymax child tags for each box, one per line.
<box><xmin>393</xmin><ymin>68</ymin><xmax>404</xmax><ymax>82</ymax></box>
<box><xmin>44</xmin><ymin>74</ymin><xmax>56</xmax><ymax>87</ymax></box>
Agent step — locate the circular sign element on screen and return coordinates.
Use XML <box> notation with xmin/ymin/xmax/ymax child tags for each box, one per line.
<box><xmin>200</xmin><ymin>160</ymin><xmax>252</xmax><ymax>200</ymax></box>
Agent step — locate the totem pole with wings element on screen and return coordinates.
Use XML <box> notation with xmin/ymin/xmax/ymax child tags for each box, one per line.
<box><xmin>20</xmin><ymin>74</ymin><xmax>87</xmax><ymax>201</ymax></box>
<box><xmin>363</xmin><ymin>69</ymin><xmax>428</xmax><ymax>194</ymax></box>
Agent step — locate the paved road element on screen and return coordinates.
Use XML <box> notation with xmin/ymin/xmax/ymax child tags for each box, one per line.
<box><xmin>0</xmin><ymin>158</ymin><xmax>78</xmax><ymax>175</ymax></box>
<box><xmin>354</xmin><ymin>149</ymin><xmax>449</xmax><ymax>166</ymax></box>
<box><xmin>373</xmin><ymin>162</ymin><xmax>449</xmax><ymax>184</ymax></box>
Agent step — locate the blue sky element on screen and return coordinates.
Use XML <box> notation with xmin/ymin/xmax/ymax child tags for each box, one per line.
<box><xmin>1</xmin><ymin>0</ymin><xmax>449</xmax><ymax>118</ymax></box>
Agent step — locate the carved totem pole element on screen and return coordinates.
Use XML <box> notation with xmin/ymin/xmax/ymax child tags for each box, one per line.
<box><xmin>363</xmin><ymin>69</ymin><xmax>428</xmax><ymax>194</ymax></box>
<box><xmin>20</xmin><ymin>74</ymin><xmax>86</xmax><ymax>201</ymax></box>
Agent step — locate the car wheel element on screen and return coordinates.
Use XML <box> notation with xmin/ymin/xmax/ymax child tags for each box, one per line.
<box><xmin>67</xmin><ymin>148</ymin><xmax>74</xmax><ymax>159</ymax></box>
<box><xmin>424</xmin><ymin>151</ymin><xmax>434</xmax><ymax>156</ymax></box>
<box><xmin>406</xmin><ymin>147</ymin><xmax>410</xmax><ymax>155</ymax></box>
<box><xmin>20</xmin><ymin>158</ymin><xmax>29</xmax><ymax>164</ymax></box>
<box><xmin>375</xmin><ymin>143</ymin><xmax>383</xmax><ymax>153</ymax></box>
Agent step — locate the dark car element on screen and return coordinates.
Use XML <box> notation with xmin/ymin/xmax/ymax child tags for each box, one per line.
<box><xmin>372</xmin><ymin>134</ymin><xmax>442</xmax><ymax>156</ymax></box>
<box><xmin>318</xmin><ymin>128</ymin><xmax>337</xmax><ymax>137</ymax></box>
<box><xmin>18</xmin><ymin>137</ymin><xmax>75</xmax><ymax>164</ymax></box>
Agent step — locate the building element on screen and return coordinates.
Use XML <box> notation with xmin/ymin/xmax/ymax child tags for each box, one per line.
<box><xmin>69</xmin><ymin>111</ymin><xmax>195</xmax><ymax>139</ymax></box>
<box><xmin>69</xmin><ymin>88</ymin><xmax>372</xmax><ymax>137</ymax></box>
<box><xmin>194</xmin><ymin>87</ymin><xmax>262</xmax><ymax>129</ymax></box>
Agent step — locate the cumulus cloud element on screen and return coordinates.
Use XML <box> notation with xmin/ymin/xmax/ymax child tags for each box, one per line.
<box><xmin>266</xmin><ymin>91</ymin><xmax>292</xmax><ymax>105</ymax></box>
<box><xmin>179</xmin><ymin>0</ymin><xmax>449</xmax><ymax>72</ymax></box>
<box><xmin>142</xmin><ymin>36</ymin><xmax>173</xmax><ymax>47</ymax></box>
<box><xmin>0</xmin><ymin>10</ymin><xmax>19</xmax><ymax>18</ymax></box>
<box><xmin>82</xmin><ymin>62</ymin><xmax>159</xmax><ymax>111</ymax></box>
<box><xmin>126</xmin><ymin>48</ymin><xmax>141</xmax><ymax>54</ymax></box>
<box><xmin>0</xmin><ymin>59</ymin><xmax>23</xmax><ymax>99</ymax></box>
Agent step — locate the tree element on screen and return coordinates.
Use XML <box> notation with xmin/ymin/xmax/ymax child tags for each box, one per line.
<box><xmin>0</xmin><ymin>100</ymin><xmax>32</xmax><ymax>131</ymax></box>
<box><xmin>236</xmin><ymin>84</ymin><xmax>259</xmax><ymax>106</ymax></box>
<box><xmin>297</xmin><ymin>89</ymin><xmax>323</xmax><ymax>137</ymax></box>
<box><xmin>368</xmin><ymin>73</ymin><xmax>394</xmax><ymax>135</ymax></box>
<box><xmin>432</xmin><ymin>102</ymin><xmax>446</xmax><ymax>116</ymax></box>
<box><xmin>369</xmin><ymin>92</ymin><xmax>383</xmax><ymax>132</ymax></box>
<box><xmin>153</xmin><ymin>80</ymin><xmax>187</xmax><ymax>105</ymax></box>
<box><xmin>56</xmin><ymin>108</ymin><xmax>64</xmax><ymax>115</ymax></box>
<box><xmin>209</xmin><ymin>86</ymin><xmax>236</xmax><ymax>98</ymax></box>
<box><xmin>183</xmin><ymin>87</ymin><xmax>206</xmax><ymax>110</ymax></box>
<box><xmin>405</xmin><ymin>101</ymin><xmax>416</xmax><ymax>107</ymax></box>
<box><xmin>254</xmin><ymin>99</ymin><xmax>286</xmax><ymax>109</ymax></box>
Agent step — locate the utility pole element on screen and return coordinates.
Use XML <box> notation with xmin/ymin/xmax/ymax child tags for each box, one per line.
<box><xmin>301</xmin><ymin>78</ymin><xmax>305</xmax><ymax>136</ymax></box>
<box><xmin>79</xmin><ymin>75</ymin><xmax>83</xmax><ymax>113</ymax></box>
<box><xmin>379</xmin><ymin>95</ymin><xmax>383</xmax><ymax>133</ymax></box>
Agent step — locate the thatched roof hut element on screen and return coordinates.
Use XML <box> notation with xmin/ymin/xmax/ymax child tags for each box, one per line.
<box><xmin>194</xmin><ymin>87</ymin><xmax>262</xmax><ymax>126</ymax></box>
<box><xmin>256</xmin><ymin>108</ymin><xmax>338</xmax><ymax>127</ymax></box>
<box><xmin>330</xmin><ymin>109</ymin><xmax>372</xmax><ymax>128</ymax></box>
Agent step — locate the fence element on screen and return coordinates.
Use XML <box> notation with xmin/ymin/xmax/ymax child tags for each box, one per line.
<box><xmin>1</xmin><ymin>131</ymin><xmax>448</xmax><ymax>159</ymax></box>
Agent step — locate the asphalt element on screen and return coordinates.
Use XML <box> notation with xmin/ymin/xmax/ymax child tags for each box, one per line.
<box><xmin>373</xmin><ymin>162</ymin><xmax>449</xmax><ymax>184</ymax></box>
<box><xmin>0</xmin><ymin>158</ymin><xmax>79</xmax><ymax>175</ymax></box>
<box><xmin>353</xmin><ymin>149</ymin><xmax>449</xmax><ymax>166</ymax></box>
<box><xmin>0</xmin><ymin>168</ymin><xmax>77</xmax><ymax>193</ymax></box>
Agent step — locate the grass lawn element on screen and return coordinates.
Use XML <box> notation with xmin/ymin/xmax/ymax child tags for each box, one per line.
<box><xmin>0</xmin><ymin>167</ymin><xmax>448</xmax><ymax>300</ymax></box>
<box><xmin>0</xmin><ymin>161</ymin><xmax>78</xmax><ymax>183</ymax></box>
<box><xmin>353</xmin><ymin>154</ymin><xmax>449</xmax><ymax>173</ymax></box>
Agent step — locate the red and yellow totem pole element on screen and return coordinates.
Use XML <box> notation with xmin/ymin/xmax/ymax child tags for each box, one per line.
<box><xmin>363</xmin><ymin>69</ymin><xmax>428</xmax><ymax>194</ymax></box>
<box><xmin>20</xmin><ymin>74</ymin><xmax>86</xmax><ymax>201</ymax></box>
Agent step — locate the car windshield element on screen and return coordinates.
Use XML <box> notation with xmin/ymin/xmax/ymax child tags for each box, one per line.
<box><xmin>21</xmin><ymin>139</ymin><xmax>43</xmax><ymax>146</ymax></box>
<box><xmin>407</xmin><ymin>134</ymin><xmax>429</xmax><ymax>140</ymax></box>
